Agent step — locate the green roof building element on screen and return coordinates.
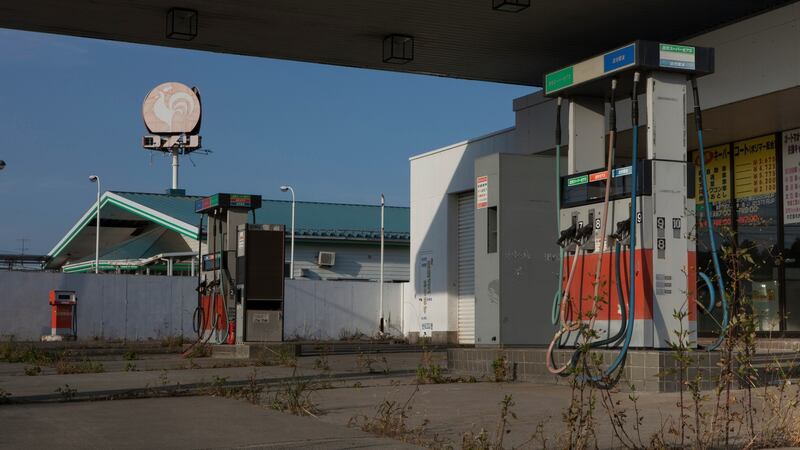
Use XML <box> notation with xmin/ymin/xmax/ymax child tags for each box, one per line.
<box><xmin>46</xmin><ymin>191</ymin><xmax>409</xmax><ymax>281</ymax></box>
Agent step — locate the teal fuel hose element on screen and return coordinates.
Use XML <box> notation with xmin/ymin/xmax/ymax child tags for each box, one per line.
<box><xmin>698</xmin><ymin>272</ymin><xmax>715</xmax><ymax>313</ymax></box>
<box><xmin>581</xmin><ymin>72</ymin><xmax>640</xmax><ymax>387</ymax></box>
<box><xmin>691</xmin><ymin>78</ymin><xmax>729</xmax><ymax>352</ymax></box>
<box><xmin>552</xmin><ymin>97</ymin><xmax>564</xmax><ymax>325</ymax></box>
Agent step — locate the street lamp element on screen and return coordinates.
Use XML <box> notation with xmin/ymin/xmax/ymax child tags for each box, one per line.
<box><xmin>89</xmin><ymin>175</ymin><xmax>100</xmax><ymax>274</ymax></box>
<box><xmin>280</xmin><ymin>185</ymin><xmax>295</xmax><ymax>280</ymax></box>
<box><xmin>379</xmin><ymin>193</ymin><xmax>385</xmax><ymax>335</ymax></box>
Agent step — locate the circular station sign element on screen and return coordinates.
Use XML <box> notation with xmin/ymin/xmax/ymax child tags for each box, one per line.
<box><xmin>142</xmin><ymin>82</ymin><xmax>201</xmax><ymax>135</ymax></box>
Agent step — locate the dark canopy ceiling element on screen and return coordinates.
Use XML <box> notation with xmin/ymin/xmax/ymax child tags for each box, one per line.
<box><xmin>0</xmin><ymin>1</ymin><xmax>794</xmax><ymax>85</ymax></box>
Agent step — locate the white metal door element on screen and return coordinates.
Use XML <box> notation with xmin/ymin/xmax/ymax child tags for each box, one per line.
<box><xmin>457</xmin><ymin>191</ymin><xmax>475</xmax><ymax>344</ymax></box>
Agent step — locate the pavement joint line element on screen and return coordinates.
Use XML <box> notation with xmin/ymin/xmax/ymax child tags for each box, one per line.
<box><xmin>3</xmin><ymin>368</ymin><xmax>418</xmax><ymax>405</ymax></box>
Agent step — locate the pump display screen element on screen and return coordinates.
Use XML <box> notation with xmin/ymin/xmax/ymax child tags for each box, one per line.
<box><xmin>195</xmin><ymin>193</ymin><xmax>263</xmax><ymax>213</ymax></box>
<box><xmin>561</xmin><ymin>162</ymin><xmax>652</xmax><ymax>208</ymax></box>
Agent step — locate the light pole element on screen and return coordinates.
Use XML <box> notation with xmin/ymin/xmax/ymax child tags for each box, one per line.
<box><xmin>379</xmin><ymin>193</ymin><xmax>385</xmax><ymax>335</ymax></box>
<box><xmin>89</xmin><ymin>175</ymin><xmax>100</xmax><ymax>274</ymax></box>
<box><xmin>280</xmin><ymin>185</ymin><xmax>295</xmax><ymax>279</ymax></box>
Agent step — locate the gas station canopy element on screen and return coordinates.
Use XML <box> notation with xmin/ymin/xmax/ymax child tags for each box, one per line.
<box><xmin>0</xmin><ymin>1</ymin><xmax>792</xmax><ymax>85</ymax></box>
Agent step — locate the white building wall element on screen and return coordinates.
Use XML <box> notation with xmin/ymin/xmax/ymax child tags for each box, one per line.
<box><xmin>290</xmin><ymin>241</ymin><xmax>409</xmax><ymax>281</ymax></box>
<box><xmin>407</xmin><ymin>128</ymin><xmax>518</xmax><ymax>342</ymax></box>
<box><xmin>408</xmin><ymin>2</ymin><xmax>800</xmax><ymax>343</ymax></box>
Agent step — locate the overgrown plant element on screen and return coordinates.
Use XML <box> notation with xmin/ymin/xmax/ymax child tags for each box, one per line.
<box><xmin>491</xmin><ymin>355</ymin><xmax>513</xmax><ymax>382</ymax></box>
<box><xmin>461</xmin><ymin>395</ymin><xmax>517</xmax><ymax>450</ymax></box>
<box><xmin>416</xmin><ymin>349</ymin><xmax>445</xmax><ymax>384</ymax></box>
<box><xmin>348</xmin><ymin>385</ymin><xmax>447</xmax><ymax>448</ymax></box>
<box><xmin>268</xmin><ymin>368</ymin><xmax>319</xmax><ymax>416</ymax></box>
<box><xmin>55</xmin><ymin>384</ymin><xmax>77</xmax><ymax>401</ymax></box>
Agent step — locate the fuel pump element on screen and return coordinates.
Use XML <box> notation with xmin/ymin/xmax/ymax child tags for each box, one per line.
<box><xmin>44</xmin><ymin>290</ymin><xmax>77</xmax><ymax>341</ymax></box>
<box><xmin>193</xmin><ymin>193</ymin><xmax>262</xmax><ymax>345</ymax></box>
<box><xmin>542</xmin><ymin>41</ymin><xmax>718</xmax><ymax>385</ymax></box>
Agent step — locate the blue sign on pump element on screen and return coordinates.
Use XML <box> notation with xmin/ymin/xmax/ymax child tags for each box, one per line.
<box><xmin>603</xmin><ymin>44</ymin><xmax>635</xmax><ymax>73</ymax></box>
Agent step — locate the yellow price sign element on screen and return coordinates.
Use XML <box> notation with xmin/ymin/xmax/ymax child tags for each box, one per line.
<box><xmin>691</xmin><ymin>144</ymin><xmax>730</xmax><ymax>204</ymax></box>
<box><xmin>733</xmin><ymin>134</ymin><xmax>776</xmax><ymax>198</ymax></box>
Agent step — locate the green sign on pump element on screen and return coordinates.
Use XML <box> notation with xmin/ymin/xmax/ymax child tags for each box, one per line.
<box><xmin>545</xmin><ymin>66</ymin><xmax>574</xmax><ymax>94</ymax></box>
<box><xmin>567</xmin><ymin>174</ymin><xmax>589</xmax><ymax>186</ymax></box>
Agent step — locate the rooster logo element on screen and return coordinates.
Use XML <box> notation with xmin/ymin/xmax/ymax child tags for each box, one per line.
<box><xmin>143</xmin><ymin>82</ymin><xmax>201</xmax><ymax>134</ymax></box>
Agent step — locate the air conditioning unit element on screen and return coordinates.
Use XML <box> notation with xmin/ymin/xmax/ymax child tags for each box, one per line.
<box><xmin>317</xmin><ymin>251</ymin><xmax>336</xmax><ymax>267</ymax></box>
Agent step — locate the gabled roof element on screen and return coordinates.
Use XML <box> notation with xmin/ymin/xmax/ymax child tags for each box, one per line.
<box><xmin>47</xmin><ymin>191</ymin><xmax>410</xmax><ymax>268</ymax></box>
<box><xmin>111</xmin><ymin>191</ymin><xmax>410</xmax><ymax>240</ymax></box>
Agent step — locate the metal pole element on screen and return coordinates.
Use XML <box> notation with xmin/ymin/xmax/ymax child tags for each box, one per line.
<box><xmin>380</xmin><ymin>193</ymin><xmax>385</xmax><ymax>334</ymax></box>
<box><xmin>171</xmin><ymin>148</ymin><xmax>179</xmax><ymax>190</ymax></box>
<box><xmin>290</xmin><ymin>187</ymin><xmax>295</xmax><ymax>280</ymax></box>
<box><xmin>95</xmin><ymin>178</ymin><xmax>100</xmax><ymax>274</ymax></box>
<box><xmin>280</xmin><ymin>185</ymin><xmax>296</xmax><ymax>279</ymax></box>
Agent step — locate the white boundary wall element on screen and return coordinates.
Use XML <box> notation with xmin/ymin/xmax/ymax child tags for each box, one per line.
<box><xmin>0</xmin><ymin>271</ymin><xmax>405</xmax><ymax>342</ymax></box>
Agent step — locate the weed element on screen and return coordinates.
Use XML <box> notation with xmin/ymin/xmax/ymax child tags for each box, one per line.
<box><xmin>313</xmin><ymin>345</ymin><xmax>331</xmax><ymax>371</ymax></box>
<box><xmin>55</xmin><ymin>360</ymin><xmax>104</xmax><ymax>374</ymax></box>
<box><xmin>263</xmin><ymin>346</ymin><xmax>297</xmax><ymax>368</ymax></box>
<box><xmin>416</xmin><ymin>350</ymin><xmax>445</xmax><ymax>384</ymax></box>
<box><xmin>491</xmin><ymin>355</ymin><xmax>513</xmax><ymax>382</ymax></box>
<box><xmin>24</xmin><ymin>365</ymin><xmax>41</xmax><ymax>376</ymax></box>
<box><xmin>348</xmin><ymin>385</ymin><xmax>445</xmax><ymax>447</ymax></box>
<box><xmin>0</xmin><ymin>340</ymin><xmax>54</xmax><ymax>365</ymax></box>
<box><xmin>357</xmin><ymin>352</ymin><xmax>379</xmax><ymax>373</ymax></box>
<box><xmin>339</xmin><ymin>328</ymin><xmax>367</xmax><ymax>341</ymax></box>
<box><xmin>461</xmin><ymin>395</ymin><xmax>517</xmax><ymax>450</ymax></box>
<box><xmin>0</xmin><ymin>387</ymin><xmax>10</xmax><ymax>404</ymax></box>
<box><xmin>160</xmin><ymin>335</ymin><xmax>185</xmax><ymax>349</ymax></box>
<box><xmin>268</xmin><ymin>368</ymin><xmax>319</xmax><ymax>416</ymax></box>
<box><xmin>123</xmin><ymin>350</ymin><xmax>138</xmax><ymax>361</ymax></box>
<box><xmin>56</xmin><ymin>384</ymin><xmax>77</xmax><ymax>401</ymax></box>
<box><xmin>228</xmin><ymin>369</ymin><xmax>264</xmax><ymax>404</ymax></box>
<box><xmin>158</xmin><ymin>369</ymin><xmax>171</xmax><ymax>386</ymax></box>
<box><xmin>184</xmin><ymin>343</ymin><xmax>211</xmax><ymax>358</ymax></box>
<box><xmin>125</xmin><ymin>362</ymin><xmax>137</xmax><ymax>372</ymax></box>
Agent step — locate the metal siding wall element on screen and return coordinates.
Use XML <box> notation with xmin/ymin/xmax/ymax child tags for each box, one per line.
<box><xmin>290</xmin><ymin>243</ymin><xmax>409</xmax><ymax>281</ymax></box>
<box><xmin>0</xmin><ymin>271</ymin><xmax>406</xmax><ymax>342</ymax></box>
<box><xmin>457</xmin><ymin>191</ymin><xmax>476</xmax><ymax>344</ymax></box>
<box><xmin>283</xmin><ymin>280</ymin><xmax>404</xmax><ymax>340</ymax></box>
<box><xmin>0</xmin><ymin>271</ymin><xmax>197</xmax><ymax>341</ymax></box>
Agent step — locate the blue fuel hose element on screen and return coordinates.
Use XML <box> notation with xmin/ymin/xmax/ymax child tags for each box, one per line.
<box><xmin>691</xmin><ymin>78</ymin><xmax>729</xmax><ymax>352</ymax></box>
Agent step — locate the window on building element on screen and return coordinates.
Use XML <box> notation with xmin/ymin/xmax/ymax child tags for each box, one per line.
<box><xmin>781</xmin><ymin>128</ymin><xmax>800</xmax><ymax>331</ymax></box>
<box><xmin>734</xmin><ymin>134</ymin><xmax>780</xmax><ymax>332</ymax></box>
<box><xmin>488</xmin><ymin>206</ymin><xmax>498</xmax><ymax>254</ymax></box>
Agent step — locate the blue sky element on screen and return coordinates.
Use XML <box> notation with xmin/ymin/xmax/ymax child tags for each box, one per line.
<box><xmin>0</xmin><ymin>29</ymin><xmax>532</xmax><ymax>254</ymax></box>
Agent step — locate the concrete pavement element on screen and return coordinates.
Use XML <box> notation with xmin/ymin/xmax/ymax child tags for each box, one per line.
<box><xmin>0</xmin><ymin>352</ymin><xmax>440</xmax><ymax>402</ymax></box>
<box><xmin>0</xmin><ymin>396</ymin><xmax>421</xmax><ymax>449</ymax></box>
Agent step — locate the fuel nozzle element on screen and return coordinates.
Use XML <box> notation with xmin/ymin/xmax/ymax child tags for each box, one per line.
<box><xmin>609</xmin><ymin>219</ymin><xmax>631</xmax><ymax>244</ymax></box>
<box><xmin>575</xmin><ymin>223</ymin><xmax>594</xmax><ymax>243</ymax></box>
<box><xmin>557</xmin><ymin>223</ymin><xmax>577</xmax><ymax>248</ymax></box>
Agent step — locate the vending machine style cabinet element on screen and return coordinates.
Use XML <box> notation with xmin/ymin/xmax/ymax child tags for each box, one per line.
<box><xmin>236</xmin><ymin>223</ymin><xmax>285</xmax><ymax>342</ymax></box>
<box><xmin>48</xmin><ymin>290</ymin><xmax>77</xmax><ymax>340</ymax></box>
